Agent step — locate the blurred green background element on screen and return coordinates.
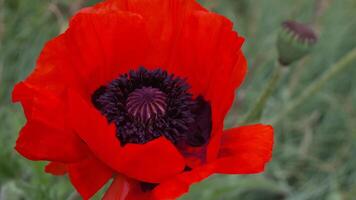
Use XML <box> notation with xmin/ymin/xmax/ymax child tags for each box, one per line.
<box><xmin>0</xmin><ymin>0</ymin><xmax>355</xmax><ymax>199</ymax></box>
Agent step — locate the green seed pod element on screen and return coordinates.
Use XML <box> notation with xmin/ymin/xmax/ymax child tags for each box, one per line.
<box><xmin>277</xmin><ymin>20</ymin><xmax>317</xmax><ymax>66</ymax></box>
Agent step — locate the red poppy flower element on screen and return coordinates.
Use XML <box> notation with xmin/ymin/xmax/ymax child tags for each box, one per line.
<box><xmin>13</xmin><ymin>0</ymin><xmax>274</xmax><ymax>199</ymax></box>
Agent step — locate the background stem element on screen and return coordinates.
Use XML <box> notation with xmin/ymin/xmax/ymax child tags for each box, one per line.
<box><xmin>242</xmin><ymin>62</ymin><xmax>283</xmax><ymax>124</ymax></box>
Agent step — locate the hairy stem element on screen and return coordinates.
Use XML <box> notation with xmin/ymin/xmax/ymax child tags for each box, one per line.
<box><xmin>242</xmin><ymin>62</ymin><xmax>284</xmax><ymax>124</ymax></box>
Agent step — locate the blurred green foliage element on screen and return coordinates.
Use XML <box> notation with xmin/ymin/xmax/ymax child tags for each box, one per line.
<box><xmin>0</xmin><ymin>0</ymin><xmax>355</xmax><ymax>199</ymax></box>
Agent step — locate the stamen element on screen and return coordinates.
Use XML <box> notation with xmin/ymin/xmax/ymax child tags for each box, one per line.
<box><xmin>92</xmin><ymin>67</ymin><xmax>212</xmax><ymax>146</ymax></box>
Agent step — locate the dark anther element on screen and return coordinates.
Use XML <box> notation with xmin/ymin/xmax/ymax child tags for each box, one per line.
<box><xmin>185</xmin><ymin>96</ymin><xmax>212</xmax><ymax>147</ymax></box>
<box><xmin>91</xmin><ymin>86</ymin><xmax>106</xmax><ymax>110</ymax></box>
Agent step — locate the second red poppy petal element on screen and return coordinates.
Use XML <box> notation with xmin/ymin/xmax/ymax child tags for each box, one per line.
<box><xmin>215</xmin><ymin>124</ymin><xmax>274</xmax><ymax>174</ymax></box>
<box><xmin>68</xmin><ymin>155</ymin><xmax>114</xmax><ymax>199</ymax></box>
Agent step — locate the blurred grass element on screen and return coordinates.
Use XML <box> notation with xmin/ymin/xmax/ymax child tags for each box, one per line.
<box><xmin>0</xmin><ymin>0</ymin><xmax>355</xmax><ymax>199</ymax></box>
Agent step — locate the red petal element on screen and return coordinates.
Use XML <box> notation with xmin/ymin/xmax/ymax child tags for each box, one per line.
<box><xmin>215</xmin><ymin>124</ymin><xmax>274</xmax><ymax>174</ymax></box>
<box><xmin>68</xmin><ymin>154</ymin><xmax>113</xmax><ymax>199</ymax></box>
<box><xmin>45</xmin><ymin>162</ymin><xmax>67</xmax><ymax>176</ymax></box>
<box><xmin>67</xmin><ymin>90</ymin><xmax>122</xmax><ymax>171</ymax></box>
<box><xmin>99</xmin><ymin>0</ymin><xmax>205</xmax><ymax>67</ymax></box>
<box><xmin>104</xmin><ymin>165</ymin><xmax>215</xmax><ymax>200</ymax></box>
<box><xmin>13</xmin><ymin>82</ymin><xmax>68</xmax><ymax>129</ymax></box>
<box><xmin>13</xmin><ymin>82</ymin><xmax>89</xmax><ymax>163</ymax></box>
<box><xmin>15</xmin><ymin>120</ymin><xmax>88</xmax><ymax>163</ymax></box>
<box><xmin>64</xmin><ymin>10</ymin><xmax>149</xmax><ymax>95</ymax></box>
<box><xmin>152</xmin><ymin>164</ymin><xmax>215</xmax><ymax>199</ymax></box>
<box><xmin>164</xmin><ymin>11</ymin><xmax>247</xmax><ymax>162</ymax></box>
<box><xmin>206</xmin><ymin>52</ymin><xmax>247</xmax><ymax>162</ymax></box>
<box><xmin>14</xmin><ymin>7</ymin><xmax>149</xmax><ymax>103</ymax></box>
<box><xmin>119</xmin><ymin>137</ymin><xmax>185</xmax><ymax>183</ymax></box>
<box><xmin>13</xmin><ymin>82</ymin><xmax>34</xmax><ymax>117</ymax></box>
<box><xmin>68</xmin><ymin>90</ymin><xmax>185</xmax><ymax>183</ymax></box>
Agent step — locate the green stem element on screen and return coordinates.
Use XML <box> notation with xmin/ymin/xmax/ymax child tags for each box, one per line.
<box><xmin>242</xmin><ymin>62</ymin><xmax>283</xmax><ymax>124</ymax></box>
<box><xmin>271</xmin><ymin>48</ymin><xmax>356</xmax><ymax>125</ymax></box>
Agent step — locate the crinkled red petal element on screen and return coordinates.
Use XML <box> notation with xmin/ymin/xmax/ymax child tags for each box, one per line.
<box><xmin>15</xmin><ymin>120</ymin><xmax>88</xmax><ymax>163</ymax></box>
<box><xmin>64</xmin><ymin>11</ymin><xmax>149</xmax><ymax>95</ymax></box>
<box><xmin>152</xmin><ymin>164</ymin><xmax>215</xmax><ymax>199</ymax></box>
<box><xmin>13</xmin><ymin>82</ymin><xmax>89</xmax><ymax>163</ymax></box>
<box><xmin>13</xmin><ymin>82</ymin><xmax>68</xmax><ymax>129</ymax></box>
<box><xmin>68</xmin><ymin>154</ymin><xmax>113</xmax><ymax>199</ymax></box>
<box><xmin>215</xmin><ymin>124</ymin><xmax>274</xmax><ymax>174</ymax></box>
<box><xmin>45</xmin><ymin>162</ymin><xmax>68</xmax><ymax>176</ymax></box>
<box><xmin>103</xmin><ymin>164</ymin><xmax>215</xmax><ymax>200</ymax></box>
<box><xmin>118</xmin><ymin>138</ymin><xmax>185</xmax><ymax>183</ymax></box>
<box><xmin>207</xmin><ymin>52</ymin><xmax>247</xmax><ymax>162</ymax></box>
<box><xmin>13</xmin><ymin>8</ymin><xmax>150</xmax><ymax>104</ymax></box>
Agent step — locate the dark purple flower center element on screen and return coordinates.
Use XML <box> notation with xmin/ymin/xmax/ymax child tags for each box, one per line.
<box><xmin>126</xmin><ymin>87</ymin><xmax>167</xmax><ymax>122</ymax></box>
<box><xmin>92</xmin><ymin>67</ymin><xmax>212</xmax><ymax>147</ymax></box>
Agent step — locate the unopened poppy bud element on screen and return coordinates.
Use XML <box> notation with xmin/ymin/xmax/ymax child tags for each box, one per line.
<box><xmin>277</xmin><ymin>20</ymin><xmax>317</xmax><ymax>65</ymax></box>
